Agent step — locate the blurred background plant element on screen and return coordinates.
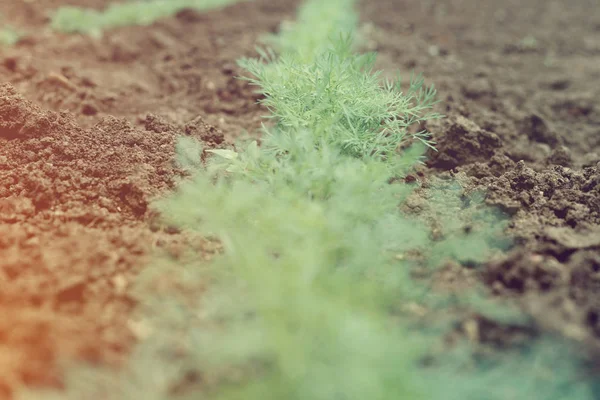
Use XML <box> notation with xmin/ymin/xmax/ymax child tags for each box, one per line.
<box><xmin>51</xmin><ymin>0</ymin><xmax>247</xmax><ymax>37</ymax></box>
<box><xmin>0</xmin><ymin>14</ymin><xmax>21</xmax><ymax>46</ymax></box>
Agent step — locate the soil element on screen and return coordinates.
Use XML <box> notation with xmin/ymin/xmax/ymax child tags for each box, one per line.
<box><xmin>0</xmin><ymin>0</ymin><xmax>298</xmax><ymax>397</ymax></box>
<box><xmin>0</xmin><ymin>0</ymin><xmax>598</xmax><ymax>397</ymax></box>
<box><xmin>363</xmin><ymin>0</ymin><xmax>600</xmax><ymax>346</ymax></box>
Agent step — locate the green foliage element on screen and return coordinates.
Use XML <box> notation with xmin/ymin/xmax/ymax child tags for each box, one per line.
<box><xmin>426</xmin><ymin>338</ymin><xmax>596</xmax><ymax>400</ymax></box>
<box><xmin>414</xmin><ymin>178</ymin><xmax>512</xmax><ymax>268</ymax></box>
<box><xmin>156</xmin><ymin>135</ymin><xmax>432</xmax><ymax>399</ymax></box>
<box><xmin>51</xmin><ymin>0</ymin><xmax>246</xmax><ymax>36</ymax></box>
<box><xmin>238</xmin><ymin>38</ymin><xmax>439</xmax><ymax>173</ymax></box>
<box><xmin>0</xmin><ymin>27</ymin><xmax>20</xmax><ymax>46</ymax></box>
<box><xmin>143</xmin><ymin>0</ymin><xmax>442</xmax><ymax>397</ymax></box>
<box><xmin>174</xmin><ymin>135</ymin><xmax>205</xmax><ymax>170</ymax></box>
<box><xmin>263</xmin><ymin>0</ymin><xmax>358</xmax><ymax>62</ymax></box>
<box><xmin>0</xmin><ymin>14</ymin><xmax>22</xmax><ymax>46</ymax></box>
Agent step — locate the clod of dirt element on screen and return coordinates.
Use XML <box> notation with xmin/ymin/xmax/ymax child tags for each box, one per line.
<box><xmin>482</xmin><ymin>162</ymin><xmax>600</xmax><ymax>339</ymax></box>
<box><xmin>547</xmin><ymin>145</ymin><xmax>573</xmax><ymax>167</ymax></box>
<box><xmin>540</xmin><ymin>77</ymin><xmax>571</xmax><ymax>91</ymax></box>
<box><xmin>184</xmin><ymin>114</ymin><xmax>225</xmax><ymax>147</ymax></box>
<box><xmin>582</xmin><ymin>153</ymin><xmax>600</xmax><ymax>168</ymax></box>
<box><xmin>175</xmin><ymin>8</ymin><xmax>210</xmax><ymax>23</ymax></box>
<box><xmin>0</xmin><ymin>197</ymin><xmax>35</xmax><ymax>223</ymax></box>
<box><xmin>520</xmin><ymin>113</ymin><xmax>559</xmax><ymax>146</ymax></box>
<box><xmin>0</xmin><ymin>83</ymin><xmax>67</xmax><ymax>139</ymax></box>
<box><xmin>99</xmin><ymin>36</ymin><xmax>142</xmax><ymax>63</ymax></box>
<box><xmin>142</xmin><ymin>113</ymin><xmax>176</xmax><ymax>134</ymax></box>
<box><xmin>427</xmin><ymin>115</ymin><xmax>503</xmax><ymax>170</ymax></box>
<box><xmin>551</xmin><ymin>93</ymin><xmax>596</xmax><ymax>121</ymax></box>
<box><xmin>0</xmin><ymin>84</ymin><xmax>187</xmax><ymax>220</ymax></box>
<box><xmin>461</xmin><ymin>78</ymin><xmax>495</xmax><ymax>99</ymax></box>
<box><xmin>81</xmin><ymin>102</ymin><xmax>99</xmax><ymax>116</ymax></box>
<box><xmin>485</xmin><ymin>250</ymin><xmax>568</xmax><ymax>294</ymax></box>
<box><xmin>456</xmin><ymin>315</ymin><xmax>538</xmax><ymax>349</ymax></box>
<box><xmin>458</xmin><ymin>153</ymin><xmax>517</xmax><ymax>179</ymax></box>
<box><xmin>545</xmin><ymin>226</ymin><xmax>600</xmax><ymax>250</ymax></box>
<box><xmin>486</xmin><ymin>161</ymin><xmax>600</xmax><ymax>229</ymax></box>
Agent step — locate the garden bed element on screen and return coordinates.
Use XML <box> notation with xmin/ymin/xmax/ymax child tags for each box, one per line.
<box><xmin>0</xmin><ymin>0</ymin><xmax>598</xmax><ymax>398</ymax></box>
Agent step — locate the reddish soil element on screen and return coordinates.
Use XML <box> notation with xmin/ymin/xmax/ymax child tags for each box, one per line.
<box><xmin>0</xmin><ymin>0</ymin><xmax>598</xmax><ymax>397</ymax></box>
<box><xmin>0</xmin><ymin>0</ymin><xmax>297</xmax><ymax>397</ymax></box>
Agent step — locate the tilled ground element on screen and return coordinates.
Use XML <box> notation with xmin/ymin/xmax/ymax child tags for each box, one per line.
<box><xmin>0</xmin><ymin>0</ymin><xmax>598</xmax><ymax>397</ymax></box>
<box><xmin>0</xmin><ymin>0</ymin><xmax>297</xmax><ymax>396</ymax></box>
<box><xmin>362</xmin><ymin>0</ymin><xmax>600</xmax><ymax>346</ymax></box>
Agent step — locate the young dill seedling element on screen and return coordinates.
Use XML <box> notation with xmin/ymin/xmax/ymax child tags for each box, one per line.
<box><xmin>237</xmin><ymin>35</ymin><xmax>441</xmax><ymax>175</ymax></box>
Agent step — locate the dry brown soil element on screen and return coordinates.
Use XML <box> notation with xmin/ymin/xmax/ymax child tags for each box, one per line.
<box><xmin>0</xmin><ymin>0</ymin><xmax>298</xmax><ymax>397</ymax></box>
<box><xmin>0</xmin><ymin>0</ymin><xmax>598</xmax><ymax>397</ymax></box>
<box><xmin>362</xmin><ymin>0</ymin><xmax>600</xmax><ymax>347</ymax></box>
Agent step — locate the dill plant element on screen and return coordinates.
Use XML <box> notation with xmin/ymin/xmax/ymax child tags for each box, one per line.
<box><xmin>145</xmin><ymin>0</ymin><xmax>441</xmax><ymax>398</ymax></box>
<box><xmin>149</xmin><ymin>11</ymin><xmax>596</xmax><ymax>400</ymax></box>
<box><xmin>0</xmin><ymin>15</ymin><xmax>21</xmax><ymax>46</ymax></box>
<box><xmin>0</xmin><ymin>28</ymin><xmax>20</xmax><ymax>46</ymax></box>
<box><xmin>237</xmin><ymin>38</ymin><xmax>438</xmax><ymax>172</ymax></box>
<box><xmin>51</xmin><ymin>0</ymin><xmax>246</xmax><ymax>36</ymax></box>
<box><xmin>153</xmin><ymin>51</ymin><xmax>437</xmax><ymax>400</ymax></box>
<box><xmin>262</xmin><ymin>0</ymin><xmax>358</xmax><ymax>62</ymax></box>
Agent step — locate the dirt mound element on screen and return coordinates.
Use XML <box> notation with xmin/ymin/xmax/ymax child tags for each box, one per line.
<box><xmin>0</xmin><ymin>68</ymin><xmax>231</xmax><ymax>397</ymax></box>
<box><xmin>426</xmin><ymin>115</ymin><xmax>504</xmax><ymax>170</ymax></box>
<box><xmin>0</xmin><ymin>83</ymin><xmax>182</xmax><ymax>222</ymax></box>
<box><xmin>0</xmin><ymin>81</ymin><xmax>180</xmax><ymax>395</ymax></box>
